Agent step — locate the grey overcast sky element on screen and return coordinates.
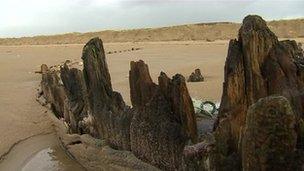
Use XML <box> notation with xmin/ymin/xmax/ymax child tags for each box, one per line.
<box><xmin>0</xmin><ymin>0</ymin><xmax>303</xmax><ymax>38</ymax></box>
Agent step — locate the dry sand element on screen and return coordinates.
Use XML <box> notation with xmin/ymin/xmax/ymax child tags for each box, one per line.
<box><xmin>0</xmin><ymin>38</ymin><xmax>303</xmax><ymax>169</ymax></box>
<box><xmin>104</xmin><ymin>40</ymin><xmax>229</xmax><ymax>104</ymax></box>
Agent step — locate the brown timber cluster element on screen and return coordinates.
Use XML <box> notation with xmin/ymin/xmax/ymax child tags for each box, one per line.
<box><xmin>38</xmin><ymin>37</ymin><xmax>198</xmax><ymax>170</ymax></box>
<box><xmin>211</xmin><ymin>15</ymin><xmax>304</xmax><ymax>170</ymax></box>
<box><xmin>38</xmin><ymin>15</ymin><xmax>304</xmax><ymax>170</ymax></box>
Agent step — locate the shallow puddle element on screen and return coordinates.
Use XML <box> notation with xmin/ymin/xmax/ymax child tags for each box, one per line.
<box><xmin>22</xmin><ymin>147</ymin><xmax>60</xmax><ymax>171</ymax></box>
<box><xmin>0</xmin><ymin>133</ymin><xmax>85</xmax><ymax>171</ymax></box>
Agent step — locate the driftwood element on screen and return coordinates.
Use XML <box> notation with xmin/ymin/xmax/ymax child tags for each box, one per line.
<box><xmin>38</xmin><ymin>37</ymin><xmax>204</xmax><ymax>170</ymax></box>
<box><xmin>211</xmin><ymin>15</ymin><xmax>304</xmax><ymax>170</ymax></box>
<box><xmin>183</xmin><ymin>142</ymin><xmax>214</xmax><ymax>159</ymax></box>
<box><xmin>242</xmin><ymin>96</ymin><xmax>297</xmax><ymax>170</ymax></box>
<box><xmin>129</xmin><ymin>60</ymin><xmax>198</xmax><ymax>170</ymax></box>
<box><xmin>82</xmin><ymin>37</ymin><xmax>133</xmax><ymax>150</ymax></box>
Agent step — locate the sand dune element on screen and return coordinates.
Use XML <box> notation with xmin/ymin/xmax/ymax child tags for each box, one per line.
<box><xmin>0</xmin><ymin>18</ymin><xmax>303</xmax><ymax>45</ymax></box>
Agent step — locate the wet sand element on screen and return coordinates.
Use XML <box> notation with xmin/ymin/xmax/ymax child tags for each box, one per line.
<box><xmin>0</xmin><ymin>43</ymin><xmax>87</xmax><ymax>170</ymax></box>
<box><xmin>0</xmin><ymin>133</ymin><xmax>84</xmax><ymax>171</ymax></box>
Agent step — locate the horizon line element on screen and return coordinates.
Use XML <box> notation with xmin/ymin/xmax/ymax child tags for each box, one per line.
<box><xmin>1</xmin><ymin>16</ymin><xmax>303</xmax><ymax>39</ymax></box>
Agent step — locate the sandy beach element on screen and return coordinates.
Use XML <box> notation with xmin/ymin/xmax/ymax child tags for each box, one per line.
<box><xmin>0</xmin><ymin>0</ymin><xmax>303</xmax><ymax>169</ymax></box>
<box><xmin>0</xmin><ymin>38</ymin><xmax>303</xmax><ymax>169</ymax></box>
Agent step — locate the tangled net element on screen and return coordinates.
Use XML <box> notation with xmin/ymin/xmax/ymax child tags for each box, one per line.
<box><xmin>192</xmin><ymin>99</ymin><xmax>219</xmax><ymax>119</ymax></box>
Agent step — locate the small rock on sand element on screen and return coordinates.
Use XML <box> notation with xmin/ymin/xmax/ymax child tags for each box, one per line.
<box><xmin>187</xmin><ymin>68</ymin><xmax>204</xmax><ymax>82</ymax></box>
